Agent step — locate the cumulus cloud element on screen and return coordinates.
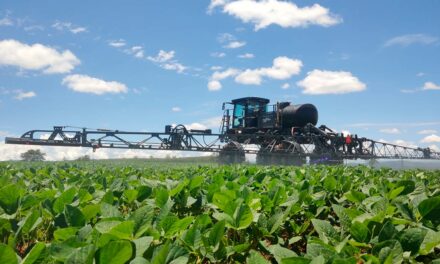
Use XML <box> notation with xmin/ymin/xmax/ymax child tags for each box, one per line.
<box><xmin>109</xmin><ymin>39</ymin><xmax>126</xmax><ymax>48</ymax></box>
<box><xmin>238</xmin><ymin>53</ymin><xmax>254</xmax><ymax>59</ymax></box>
<box><xmin>207</xmin><ymin>56</ymin><xmax>302</xmax><ymax>89</ymax></box>
<box><xmin>171</xmin><ymin>107</ymin><xmax>182</xmax><ymax>112</ymax></box>
<box><xmin>223</xmin><ymin>41</ymin><xmax>246</xmax><ymax>49</ymax></box>
<box><xmin>379</xmin><ymin>128</ymin><xmax>401</xmax><ymax>134</ymax></box>
<box><xmin>207</xmin><ymin>68</ymin><xmax>240</xmax><ymax>91</ymax></box>
<box><xmin>297</xmin><ymin>69</ymin><xmax>366</xmax><ymax>95</ymax></box>
<box><xmin>421</xmin><ymin>134</ymin><xmax>440</xmax><ymax>143</ymax></box>
<box><xmin>209</xmin><ymin>0</ymin><xmax>341</xmax><ymax>30</ymax></box>
<box><xmin>418</xmin><ymin>129</ymin><xmax>438</xmax><ymax>135</ymax></box>
<box><xmin>14</xmin><ymin>91</ymin><xmax>36</xmax><ymax>100</ymax></box>
<box><xmin>0</xmin><ymin>39</ymin><xmax>80</xmax><ymax>74</ymax></box>
<box><xmin>147</xmin><ymin>50</ymin><xmax>187</xmax><ymax>73</ymax></box>
<box><xmin>423</xmin><ymin>81</ymin><xmax>440</xmax><ymax>90</ymax></box>
<box><xmin>235</xmin><ymin>56</ymin><xmax>303</xmax><ymax>85</ymax></box>
<box><xmin>384</xmin><ymin>34</ymin><xmax>438</xmax><ymax>47</ymax></box>
<box><xmin>62</xmin><ymin>74</ymin><xmax>128</xmax><ymax>95</ymax></box>
<box><xmin>210</xmin><ymin>66</ymin><xmax>223</xmax><ymax>71</ymax></box>
<box><xmin>52</xmin><ymin>21</ymin><xmax>87</xmax><ymax>34</ymax></box>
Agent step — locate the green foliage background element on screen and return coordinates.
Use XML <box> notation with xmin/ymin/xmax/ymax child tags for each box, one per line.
<box><xmin>0</xmin><ymin>162</ymin><xmax>440</xmax><ymax>263</ymax></box>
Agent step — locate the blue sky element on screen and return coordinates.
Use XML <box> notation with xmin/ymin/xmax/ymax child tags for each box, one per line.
<box><xmin>0</xmin><ymin>0</ymin><xmax>439</xmax><ymax>160</ymax></box>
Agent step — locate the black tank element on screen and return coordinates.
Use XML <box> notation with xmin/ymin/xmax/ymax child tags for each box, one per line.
<box><xmin>281</xmin><ymin>104</ymin><xmax>318</xmax><ymax>128</ymax></box>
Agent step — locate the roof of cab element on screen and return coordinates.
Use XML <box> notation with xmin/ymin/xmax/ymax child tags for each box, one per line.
<box><xmin>231</xmin><ymin>97</ymin><xmax>270</xmax><ymax>105</ymax></box>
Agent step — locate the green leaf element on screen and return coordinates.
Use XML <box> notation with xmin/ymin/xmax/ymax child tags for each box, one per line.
<box><xmin>133</xmin><ymin>236</ymin><xmax>153</xmax><ymax>257</ymax></box>
<box><xmin>101</xmin><ymin>203</ymin><xmax>122</xmax><ymax>218</ymax></box>
<box><xmin>152</xmin><ymin>241</ymin><xmax>170</xmax><ymax>264</ymax></box>
<box><xmin>323</xmin><ymin>176</ymin><xmax>337</xmax><ymax>191</ymax></box>
<box><xmin>108</xmin><ymin>221</ymin><xmax>135</xmax><ymax>240</ymax></box>
<box><xmin>281</xmin><ymin>257</ymin><xmax>311</xmax><ymax>264</ymax></box>
<box><xmin>419</xmin><ymin>229</ymin><xmax>440</xmax><ymax>255</ymax></box>
<box><xmin>19</xmin><ymin>209</ymin><xmax>42</xmax><ymax>235</ymax></box>
<box><xmin>53</xmin><ymin>188</ymin><xmax>76</xmax><ymax>214</ymax></box>
<box><xmin>54</xmin><ymin>227</ymin><xmax>79</xmax><ymax>241</ymax></box>
<box><xmin>208</xmin><ymin>220</ymin><xmax>225</xmax><ymax>250</ymax></box>
<box><xmin>418</xmin><ymin>196</ymin><xmax>440</xmax><ymax>224</ymax></box>
<box><xmin>0</xmin><ymin>184</ymin><xmax>23</xmax><ymax>214</ymax></box>
<box><xmin>378</xmin><ymin>220</ymin><xmax>397</xmax><ymax>242</ymax></box>
<box><xmin>247</xmin><ymin>250</ymin><xmax>270</xmax><ymax>264</ymax></box>
<box><xmin>81</xmin><ymin>204</ymin><xmax>100</xmax><ymax>221</ymax></box>
<box><xmin>350</xmin><ymin>221</ymin><xmax>370</xmax><ymax>243</ymax></box>
<box><xmin>99</xmin><ymin>240</ymin><xmax>133</xmax><ymax>264</ymax></box>
<box><xmin>388</xmin><ymin>186</ymin><xmax>405</xmax><ymax>200</ymax></box>
<box><xmin>123</xmin><ymin>189</ymin><xmax>138</xmax><ymax>203</ymax></box>
<box><xmin>311</xmin><ymin>219</ymin><xmax>339</xmax><ymax>243</ymax></box>
<box><xmin>155</xmin><ymin>188</ymin><xmax>169</xmax><ymax>208</ymax></box>
<box><xmin>65</xmin><ymin>245</ymin><xmax>95</xmax><ymax>264</ymax></box>
<box><xmin>65</xmin><ymin>205</ymin><xmax>86</xmax><ymax>227</ymax></box>
<box><xmin>0</xmin><ymin>243</ymin><xmax>18</xmax><ymax>264</ymax></box>
<box><xmin>22</xmin><ymin>242</ymin><xmax>46</xmax><ymax>264</ymax></box>
<box><xmin>266</xmin><ymin>244</ymin><xmax>297</xmax><ymax>263</ymax></box>
<box><xmin>398</xmin><ymin>228</ymin><xmax>426</xmax><ymax>255</ymax></box>
<box><xmin>130</xmin><ymin>257</ymin><xmax>149</xmax><ymax>264</ymax></box>
<box><xmin>372</xmin><ymin>240</ymin><xmax>403</xmax><ymax>264</ymax></box>
<box><xmin>165</xmin><ymin>216</ymin><xmax>194</xmax><ymax>238</ymax></box>
<box><xmin>395</xmin><ymin>180</ymin><xmax>415</xmax><ymax>195</ymax></box>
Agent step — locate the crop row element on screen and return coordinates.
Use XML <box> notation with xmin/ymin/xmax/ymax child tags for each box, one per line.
<box><xmin>0</xmin><ymin>164</ymin><xmax>440</xmax><ymax>263</ymax></box>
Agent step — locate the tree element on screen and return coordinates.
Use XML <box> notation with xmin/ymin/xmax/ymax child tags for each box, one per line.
<box><xmin>76</xmin><ymin>155</ymin><xmax>91</xmax><ymax>161</ymax></box>
<box><xmin>20</xmin><ymin>149</ymin><xmax>46</xmax><ymax>162</ymax></box>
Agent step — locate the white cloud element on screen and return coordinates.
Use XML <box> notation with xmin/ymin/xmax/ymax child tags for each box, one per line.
<box><xmin>281</xmin><ymin>83</ymin><xmax>290</xmax><ymax>89</ymax></box>
<box><xmin>421</xmin><ymin>134</ymin><xmax>440</xmax><ymax>143</ymax></box>
<box><xmin>0</xmin><ymin>39</ymin><xmax>80</xmax><ymax>74</ymax></box>
<box><xmin>208</xmin><ymin>80</ymin><xmax>222</xmax><ymax>91</ymax></box>
<box><xmin>429</xmin><ymin>145</ymin><xmax>440</xmax><ymax>152</ymax></box>
<box><xmin>238</xmin><ymin>53</ymin><xmax>254</xmax><ymax>59</ymax></box>
<box><xmin>217</xmin><ymin>33</ymin><xmax>236</xmax><ymax>43</ymax></box>
<box><xmin>384</xmin><ymin>34</ymin><xmax>438</xmax><ymax>47</ymax></box>
<box><xmin>171</xmin><ymin>107</ymin><xmax>181</xmax><ymax>112</ymax></box>
<box><xmin>162</xmin><ymin>62</ymin><xmax>186</xmax><ymax>73</ymax></box>
<box><xmin>418</xmin><ymin>129</ymin><xmax>437</xmax><ymax>135</ymax></box>
<box><xmin>0</xmin><ymin>17</ymin><xmax>13</xmax><ymax>26</ymax></box>
<box><xmin>14</xmin><ymin>91</ymin><xmax>36</xmax><ymax>100</ymax></box>
<box><xmin>210</xmin><ymin>0</ymin><xmax>341</xmax><ymax>30</ymax></box>
<box><xmin>211</xmin><ymin>52</ymin><xmax>226</xmax><ymax>58</ymax></box>
<box><xmin>147</xmin><ymin>50</ymin><xmax>187</xmax><ymax>73</ymax></box>
<box><xmin>207</xmin><ymin>56</ymin><xmax>302</xmax><ymax>89</ymax></box>
<box><xmin>109</xmin><ymin>39</ymin><xmax>126</xmax><ymax>48</ymax></box>
<box><xmin>124</xmin><ymin>45</ymin><xmax>145</xmax><ymax>59</ymax></box>
<box><xmin>224</xmin><ymin>41</ymin><xmax>246</xmax><ymax>49</ymax></box>
<box><xmin>62</xmin><ymin>74</ymin><xmax>128</xmax><ymax>95</ymax></box>
<box><xmin>210</xmin><ymin>66</ymin><xmax>223</xmax><ymax>71</ymax></box>
<box><xmin>393</xmin><ymin>139</ymin><xmax>417</xmax><ymax>148</ymax></box>
<box><xmin>423</xmin><ymin>81</ymin><xmax>440</xmax><ymax>90</ymax></box>
<box><xmin>235</xmin><ymin>56</ymin><xmax>303</xmax><ymax>85</ymax></box>
<box><xmin>208</xmin><ymin>68</ymin><xmax>240</xmax><ymax>91</ymax></box>
<box><xmin>147</xmin><ymin>50</ymin><xmax>175</xmax><ymax>63</ymax></box>
<box><xmin>52</xmin><ymin>21</ymin><xmax>87</xmax><ymax>34</ymax></box>
<box><xmin>297</xmin><ymin>69</ymin><xmax>366</xmax><ymax>95</ymax></box>
<box><xmin>379</xmin><ymin>128</ymin><xmax>400</xmax><ymax>134</ymax></box>
<box><xmin>416</xmin><ymin>72</ymin><xmax>425</xmax><ymax>77</ymax></box>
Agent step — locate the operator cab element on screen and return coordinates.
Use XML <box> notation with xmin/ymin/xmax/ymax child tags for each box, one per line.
<box><xmin>222</xmin><ymin>97</ymin><xmax>270</xmax><ymax>134</ymax></box>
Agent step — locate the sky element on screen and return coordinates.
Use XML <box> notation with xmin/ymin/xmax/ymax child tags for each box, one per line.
<box><xmin>0</xmin><ymin>0</ymin><xmax>439</xmax><ymax>160</ymax></box>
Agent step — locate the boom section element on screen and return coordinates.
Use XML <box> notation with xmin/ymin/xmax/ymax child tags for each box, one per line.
<box><xmin>5</xmin><ymin>125</ymin><xmax>440</xmax><ymax>160</ymax></box>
